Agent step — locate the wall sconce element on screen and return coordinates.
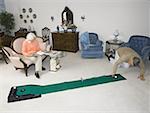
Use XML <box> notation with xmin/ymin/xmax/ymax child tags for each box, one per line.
<box><xmin>51</xmin><ymin>16</ymin><xmax>54</xmax><ymax>22</ymax></box>
<box><xmin>81</xmin><ymin>15</ymin><xmax>85</xmax><ymax>21</ymax></box>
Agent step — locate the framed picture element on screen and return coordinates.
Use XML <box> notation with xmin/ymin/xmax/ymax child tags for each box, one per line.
<box><xmin>33</xmin><ymin>14</ymin><xmax>37</xmax><ymax>19</ymax></box>
<box><xmin>19</xmin><ymin>14</ymin><xmax>23</xmax><ymax>19</ymax></box>
<box><xmin>22</xmin><ymin>8</ymin><xmax>26</xmax><ymax>13</ymax></box>
<box><xmin>29</xmin><ymin>8</ymin><xmax>32</xmax><ymax>13</ymax></box>
<box><xmin>30</xmin><ymin>19</ymin><xmax>33</xmax><ymax>23</ymax></box>
<box><xmin>24</xmin><ymin>19</ymin><xmax>27</xmax><ymax>23</ymax></box>
<box><xmin>26</xmin><ymin>15</ymin><xmax>29</xmax><ymax>18</ymax></box>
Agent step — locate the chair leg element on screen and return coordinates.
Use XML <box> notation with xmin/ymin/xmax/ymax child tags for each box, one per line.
<box><xmin>4</xmin><ymin>58</ymin><xmax>8</xmax><ymax>64</ymax></box>
<box><xmin>3</xmin><ymin>55</ymin><xmax>8</xmax><ymax>64</ymax></box>
<box><xmin>20</xmin><ymin>59</ymin><xmax>28</xmax><ymax>77</ymax></box>
<box><xmin>2</xmin><ymin>51</ymin><xmax>8</xmax><ymax>64</ymax></box>
<box><xmin>25</xmin><ymin>67</ymin><xmax>28</xmax><ymax>77</ymax></box>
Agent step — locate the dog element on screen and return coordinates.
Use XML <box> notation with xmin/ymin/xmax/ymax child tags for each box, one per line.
<box><xmin>50</xmin><ymin>57</ymin><xmax>61</xmax><ymax>72</ymax></box>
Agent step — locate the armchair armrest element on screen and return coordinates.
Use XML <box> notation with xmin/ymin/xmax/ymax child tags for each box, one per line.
<box><xmin>81</xmin><ymin>42</ymin><xmax>89</xmax><ymax>50</ymax></box>
<box><xmin>141</xmin><ymin>46</ymin><xmax>150</xmax><ymax>60</ymax></box>
<box><xmin>9</xmin><ymin>56</ymin><xmax>25</xmax><ymax>68</ymax></box>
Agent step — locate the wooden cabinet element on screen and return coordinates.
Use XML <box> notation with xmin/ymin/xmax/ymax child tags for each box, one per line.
<box><xmin>52</xmin><ymin>32</ymin><xmax>79</xmax><ymax>52</ymax></box>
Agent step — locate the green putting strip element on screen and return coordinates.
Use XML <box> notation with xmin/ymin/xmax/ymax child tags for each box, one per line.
<box><xmin>16</xmin><ymin>74</ymin><xmax>126</xmax><ymax>96</ymax></box>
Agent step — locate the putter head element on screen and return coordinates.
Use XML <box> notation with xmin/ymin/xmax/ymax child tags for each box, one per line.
<box><xmin>8</xmin><ymin>87</ymin><xmax>41</xmax><ymax>103</ymax></box>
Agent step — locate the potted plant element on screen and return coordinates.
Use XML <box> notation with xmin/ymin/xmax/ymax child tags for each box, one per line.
<box><xmin>0</xmin><ymin>11</ymin><xmax>15</xmax><ymax>35</ymax></box>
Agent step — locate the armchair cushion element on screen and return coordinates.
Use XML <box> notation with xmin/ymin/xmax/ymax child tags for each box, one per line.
<box><xmin>89</xmin><ymin>33</ymin><xmax>99</xmax><ymax>44</ymax></box>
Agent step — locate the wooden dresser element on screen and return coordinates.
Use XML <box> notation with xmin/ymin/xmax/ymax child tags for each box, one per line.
<box><xmin>52</xmin><ymin>32</ymin><xmax>79</xmax><ymax>52</ymax></box>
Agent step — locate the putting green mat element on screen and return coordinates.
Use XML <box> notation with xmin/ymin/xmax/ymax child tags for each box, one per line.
<box><xmin>16</xmin><ymin>74</ymin><xmax>126</xmax><ymax>96</ymax></box>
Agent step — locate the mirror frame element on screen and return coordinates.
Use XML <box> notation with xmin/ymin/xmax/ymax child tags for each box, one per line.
<box><xmin>61</xmin><ymin>6</ymin><xmax>73</xmax><ymax>25</ymax></box>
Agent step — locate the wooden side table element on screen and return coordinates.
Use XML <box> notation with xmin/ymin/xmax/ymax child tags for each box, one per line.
<box><xmin>105</xmin><ymin>39</ymin><xmax>124</xmax><ymax>56</ymax></box>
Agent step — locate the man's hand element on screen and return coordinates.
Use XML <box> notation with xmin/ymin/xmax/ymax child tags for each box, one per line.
<box><xmin>138</xmin><ymin>75</ymin><xmax>145</xmax><ymax>81</ymax></box>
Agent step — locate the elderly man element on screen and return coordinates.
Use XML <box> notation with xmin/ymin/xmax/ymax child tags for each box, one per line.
<box><xmin>22</xmin><ymin>33</ymin><xmax>45</xmax><ymax>79</ymax></box>
<box><xmin>111</xmin><ymin>47</ymin><xmax>145</xmax><ymax>80</ymax></box>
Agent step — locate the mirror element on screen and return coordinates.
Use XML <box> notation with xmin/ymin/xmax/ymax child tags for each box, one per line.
<box><xmin>61</xmin><ymin>6</ymin><xmax>73</xmax><ymax>26</ymax></box>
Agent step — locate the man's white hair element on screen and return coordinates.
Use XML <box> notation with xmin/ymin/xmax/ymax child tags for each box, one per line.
<box><xmin>26</xmin><ymin>33</ymin><xmax>36</xmax><ymax>41</ymax></box>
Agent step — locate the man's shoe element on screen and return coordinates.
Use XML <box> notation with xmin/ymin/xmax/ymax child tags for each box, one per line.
<box><xmin>35</xmin><ymin>72</ymin><xmax>40</xmax><ymax>79</ymax></box>
<box><xmin>42</xmin><ymin>67</ymin><xmax>46</xmax><ymax>71</ymax></box>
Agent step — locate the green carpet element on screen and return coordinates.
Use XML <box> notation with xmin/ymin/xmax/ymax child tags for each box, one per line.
<box><xmin>16</xmin><ymin>74</ymin><xmax>126</xmax><ymax>96</ymax></box>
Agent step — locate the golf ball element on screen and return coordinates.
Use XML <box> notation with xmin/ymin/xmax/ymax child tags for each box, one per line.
<box><xmin>115</xmin><ymin>76</ymin><xmax>117</xmax><ymax>78</ymax></box>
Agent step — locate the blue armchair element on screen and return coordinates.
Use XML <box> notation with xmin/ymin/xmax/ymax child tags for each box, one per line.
<box><xmin>121</xmin><ymin>35</ymin><xmax>150</xmax><ymax>61</ymax></box>
<box><xmin>80</xmin><ymin>32</ymin><xmax>104</xmax><ymax>58</ymax></box>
